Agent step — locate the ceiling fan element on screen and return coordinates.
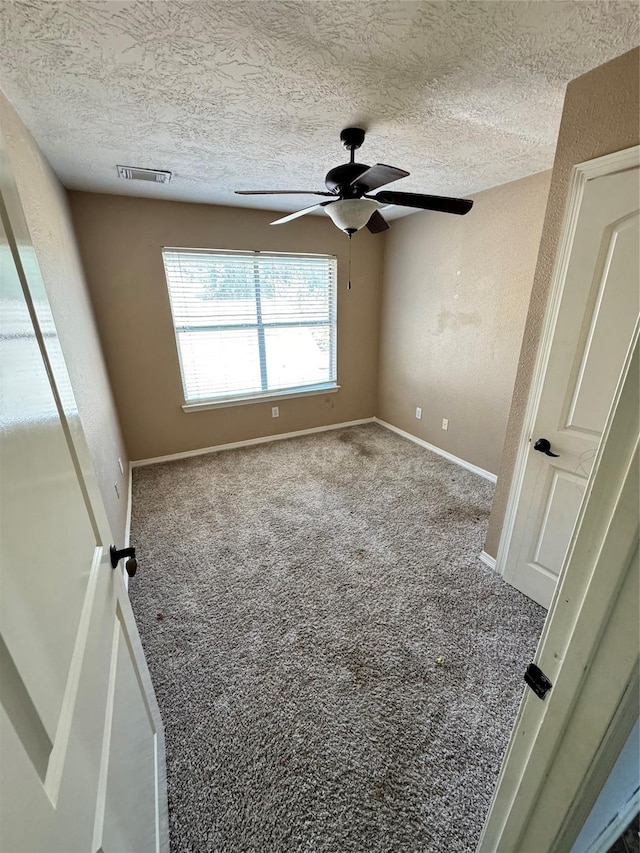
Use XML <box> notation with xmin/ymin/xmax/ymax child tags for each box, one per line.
<box><xmin>236</xmin><ymin>127</ymin><xmax>473</xmax><ymax>236</ymax></box>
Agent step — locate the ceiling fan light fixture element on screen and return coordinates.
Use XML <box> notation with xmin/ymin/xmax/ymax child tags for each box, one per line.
<box><xmin>325</xmin><ymin>199</ymin><xmax>379</xmax><ymax>234</ymax></box>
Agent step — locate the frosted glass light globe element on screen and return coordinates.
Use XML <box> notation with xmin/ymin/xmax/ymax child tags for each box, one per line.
<box><xmin>325</xmin><ymin>199</ymin><xmax>379</xmax><ymax>234</ymax></box>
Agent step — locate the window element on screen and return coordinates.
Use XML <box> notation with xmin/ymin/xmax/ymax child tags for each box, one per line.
<box><xmin>162</xmin><ymin>249</ymin><xmax>337</xmax><ymax>406</ymax></box>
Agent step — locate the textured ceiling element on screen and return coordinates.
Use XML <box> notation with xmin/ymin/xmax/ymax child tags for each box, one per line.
<box><xmin>0</xmin><ymin>1</ymin><xmax>638</xmax><ymax>217</ymax></box>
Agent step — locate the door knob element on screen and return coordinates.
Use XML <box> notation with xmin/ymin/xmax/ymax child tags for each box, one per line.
<box><xmin>533</xmin><ymin>438</ymin><xmax>559</xmax><ymax>458</ymax></box>
<box><xmin>110</xmin><ymin>545</ymin><xmax>138</xmax><ymax>577</ymax></box>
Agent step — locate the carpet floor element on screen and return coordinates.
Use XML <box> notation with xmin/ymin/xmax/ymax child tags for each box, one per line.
<box><xmin>129</xmin><ymin>423</ymin><xmax>545</xmax><ymax>853</ymax></box>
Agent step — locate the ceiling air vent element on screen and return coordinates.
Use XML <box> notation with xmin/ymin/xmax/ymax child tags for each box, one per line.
<box><xmin>116</xmin><ymin>165</ymin><xmax>172</xmax><ymax>183</ymax></box>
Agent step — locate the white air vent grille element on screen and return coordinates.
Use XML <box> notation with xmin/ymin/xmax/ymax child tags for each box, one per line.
<box><xmin>116</xmin><ymin>165</ymin><xmax>171</xmax><ymax>183</ymax></box>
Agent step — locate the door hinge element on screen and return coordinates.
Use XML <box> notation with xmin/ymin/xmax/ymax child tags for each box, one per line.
<box><xmin>524</xmin><ymin>663</ymin><xmax>553</xmax><ymax>700</ymax></box>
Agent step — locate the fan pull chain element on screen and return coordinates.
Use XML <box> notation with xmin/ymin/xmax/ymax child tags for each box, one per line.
<box><xmin>347</xmin><ymin>235</ymin><xmax>352</xmax><ymax>289</ymax></box>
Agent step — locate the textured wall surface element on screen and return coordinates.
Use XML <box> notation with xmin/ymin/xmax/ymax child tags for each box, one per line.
<box><xmin>377</xmin><ymin>171</ymin><xmax>551</xmax><ymax>476</ymax></box>
<box><xmin>484</xmin><ymin>46</ymin><xmax>640</xmax><ymax>558</ymax></box>
<box><xmin>0</xmin><ymin>1</ymin><xmax>637</xmax><ymax>213</ymax></box>
<box><xmin>68</xmin><ymin>192</ymin><xmax>384</xmax><ymax>460</ymax></box>
<box><xmin>0</xmin><ymin>92</ymin><xmax>129</xmax><ymax>542</ymax></box>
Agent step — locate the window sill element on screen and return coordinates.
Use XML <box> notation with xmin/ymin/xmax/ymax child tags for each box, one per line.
<box><xmin>182</xmin><ymin>384</ymin><xmax>340</xmax><ymax>412</ymax></box>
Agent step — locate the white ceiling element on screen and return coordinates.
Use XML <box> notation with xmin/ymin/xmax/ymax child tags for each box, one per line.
<box><xmin>0</xmin><ymin>1</ymin><xmax>637</xmax><ymax>218</ymax></box>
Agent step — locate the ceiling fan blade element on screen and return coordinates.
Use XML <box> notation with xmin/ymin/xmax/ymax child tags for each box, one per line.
<box><xmin>236</xmin><ymin>190</ymin><xmax>334</xmax><ymax>196</ymax></box>
<box><xmin>270</xmin><ymin>201</ymin><xmax>331</xmax><ymax>225</ymax></box>
<box><xmin>351</xmin><ymin>163</ymin><xmax>409</xmax><ymax>192</ymax></box>
<box><xmin>366</xmin><ymin>210</ymin><xmax>390</xmax><ymax>234</ymax></box>
<box><xmin>373</xmin><ymin>191</ymin><xmax>473</xmax><ymax>215</ymax></box>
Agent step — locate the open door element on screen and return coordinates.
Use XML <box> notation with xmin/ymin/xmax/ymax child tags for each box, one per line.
<box><xmin>0</xmin><ymin>135</ymin><xmax>168</xmax><ymax>851</ymax></box>
<box><xmin>498</xmin><ymin>146</ymin><xmax>639</xmax><ymax>608</ymax></box>
<box><xmin>479</xmin><ymin>326</ymin><xmax>638</xmax><ymax>851</ymax></box>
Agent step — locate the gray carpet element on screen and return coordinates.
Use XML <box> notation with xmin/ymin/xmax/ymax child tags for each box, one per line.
<box><xmin>129</xmin><ymin>423</ymin><xmax>545</xmax><ymax>853</ymax></box>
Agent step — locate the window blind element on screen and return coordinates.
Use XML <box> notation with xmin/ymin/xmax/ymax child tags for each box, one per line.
<box><xmin>162</xmin><ymin>249</ymin><xmax>337</xmax><ymax>404</ymax></box>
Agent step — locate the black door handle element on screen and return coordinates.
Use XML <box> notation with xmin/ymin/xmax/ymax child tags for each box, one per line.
<box><xmin>110</xmin><ymin>545</ymin><xmax>137</xmax><ymax>577</ymax></box>
<box><xmin>533</xmin><ymin>438</ymin><xmax>559</xmax><ymax>458</ymax></box>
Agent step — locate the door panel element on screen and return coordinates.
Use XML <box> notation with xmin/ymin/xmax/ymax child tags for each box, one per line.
<box><xmin>101</xmin><ymin>609</ymin><xmax>158</xmax><ymax>853</ymax></box>
<box><xmin>0</xmin><ymin>134</ymin><xmax>168</xmax><ymax>851</ymax></box>
<box><xmin>532</xmin><ymin>468</ymin><xmax>585</xmax><ymax>575</ymax></box>
<box><xmin>564</xmin><ymin>213</ymin><xmax>639</xmax><ymax>435</ymax></box>
<box><xmin>0</xmin><ymin>563</ymin><xmax>115</xmax><ymax>851</ymax></box>
<box><xmin>0</xmin><ymin>243</ymin><xmax>99</xmax><ymax>739</ymax></box>
<box><xmin>503</xmin><ymin>163</ymin><xmax>639</xmax><ymax>608</ymax></box>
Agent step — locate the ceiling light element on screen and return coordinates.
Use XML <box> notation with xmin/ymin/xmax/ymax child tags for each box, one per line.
<box><xmin>325</xmin><ymin>199</ymin><xmax>379</xmax><ymax>234</ymax></box>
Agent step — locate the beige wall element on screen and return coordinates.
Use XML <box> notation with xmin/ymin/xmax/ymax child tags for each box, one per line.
<box><xmin>0</xmin><ymin>92</ymin><xmax>129</xmax><ymax>543</ymax></box>
<box><xmin>376</xmin><ymin>171</ymin><xmax>551</xmax><ymax>476</ymax></box>
<box><xmin>484</xmin><ymin>46</ymin><xmax>640</xmax><ymax>558</ymax></box>
<box><xmin>67</xmin><ymin>193</ymin><xmax>384</xmax><ymax>460</ymax></box>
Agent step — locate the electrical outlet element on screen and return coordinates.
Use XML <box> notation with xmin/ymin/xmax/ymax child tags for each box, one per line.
<box><xmin>415</xmin><ymin>407</ymin><xmax>422</xmax><ymax>420</ymax></box>
<box><xmin>118</xmin><ymin>457</ymin><xmax>124</xmax><ymax>475</ymax></box>
<box><xmin>272</xmin><ymin>406</ymin><xmax>279</xmax><ymax>418</ymax></box>
<box><xmin>114</xmin><ymin>481</ymin><xmax>120</xmax><ymax>499</ymax></box>
<box><xmin>442</xmin><ymin>418</ymin><xmax>449</xmax><ymax>431</ymax></box>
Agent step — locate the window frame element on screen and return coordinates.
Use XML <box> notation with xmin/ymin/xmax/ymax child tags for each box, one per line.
<box><xmin>162</xmin><ymin>248</ymin><xmax>339</xmax><ymax>410</ymax></box>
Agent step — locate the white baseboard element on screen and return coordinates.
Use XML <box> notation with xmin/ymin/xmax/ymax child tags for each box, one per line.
<box><xmin>373</xmin><ymin>418</ymin><xmax>498</xmax><ymax>483</ymax></box>
<box><xmin>479</xmin><ymin>550</ymin><xmax>498</xmax><ymax>572</ymax></box>
<box><xmin>131</xmin><ymin>418</ymin><xmax>375</xmax><ymax>467</ymax></box>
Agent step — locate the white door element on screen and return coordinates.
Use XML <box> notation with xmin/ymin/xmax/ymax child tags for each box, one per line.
<box><xmin>0</xmin><ymin>140</ymin><xmax>168</xmax><ymax>851</ymax></box>
<box><xmin>501</xmin><ymin>152</ymin><xmax>639</xmax><ymax>608</ymax></box>
<box><xmin>479</xmin><ymin>334</ymin><xmax>638</xmax><ymax>852</ymax></box>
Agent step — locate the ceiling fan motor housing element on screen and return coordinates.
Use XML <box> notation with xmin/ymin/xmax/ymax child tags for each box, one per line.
<box><xmin>324</xmin><ymin>162</ymin><xmax>370</xmax><ymax>196</ymax></box>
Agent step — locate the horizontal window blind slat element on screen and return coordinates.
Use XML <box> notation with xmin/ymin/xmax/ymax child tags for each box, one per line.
<box><xmin>163</xmin><ymin>249</ymin><xmax>337</xmax><ymax>404</ymax></box>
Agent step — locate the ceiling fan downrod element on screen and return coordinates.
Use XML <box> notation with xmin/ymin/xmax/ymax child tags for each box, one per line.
<box><xmin>340</xmin><ymin>127</ymin><xmax>365</xmax><ymax>165</ymax></box>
